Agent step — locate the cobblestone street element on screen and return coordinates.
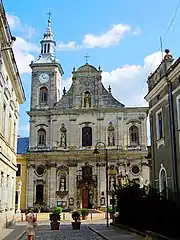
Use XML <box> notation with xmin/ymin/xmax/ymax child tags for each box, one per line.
<box><xmin>20</xmin><ymin>224</ymin><xmax>103</xmax><ymax>240</ymax></box>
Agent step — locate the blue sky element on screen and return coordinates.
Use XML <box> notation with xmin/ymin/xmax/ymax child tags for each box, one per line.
<box><xmin>3</xmin><ymin>0</ymin><xmax>180</xmax><ymax>140</ymax></box>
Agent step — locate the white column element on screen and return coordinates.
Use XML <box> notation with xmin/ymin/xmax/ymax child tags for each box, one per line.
<box><xmin>16</xmin><ymin>180</ymin><xmax>22</xmax><ymax>213</ymax></box>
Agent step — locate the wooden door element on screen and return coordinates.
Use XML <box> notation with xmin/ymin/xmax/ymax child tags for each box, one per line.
<box><xmin>82</xmin><ymin>188</ymin><xmax>88</xmax><ymax>208</ymax></box>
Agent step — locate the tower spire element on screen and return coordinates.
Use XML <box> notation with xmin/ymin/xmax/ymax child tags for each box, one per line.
<box><xmin>38</xmin><ymin>11</ymin><xmax>56</xmax><ymax>62</ymax></box>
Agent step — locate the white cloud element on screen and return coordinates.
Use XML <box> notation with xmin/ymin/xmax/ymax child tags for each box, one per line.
<box><xmin>83</xmin><ymin>24</ymin><xmax>131</xmax><ymax>48</ymax></box>
<box><xmin>102</xmin><ymin>51</ymin><xmax>163</xmax><ymax>107</ymax></box>
<box><xmin>57</xmin><ymin>41</ymin><xmax>82</xmax><ymax>51</ymax></box>
<box><xmin>7</xmin><ymin>13</ymin><xmax>36</xmax><ymax>39</ymax></box>
<box><xmin>13</xmin><ymin>37</ymin><xmax>39</xmax><ymax>74</ymax></box>
<box><xmin>62</xmin><ymin>51</ymin><xmax>163</xmax><ymax>107</ymax></box>
<box><xmin>5</xmin><ymin>14</ymin><xmax>39</xmax><ymax>74</ymax></box>
<box><xmin>57</xmin><ymin>23</ymin><xmax>132</xmax><ymax>51</ymax></box>
<box><xmin>6</xmin><ymin>14</ymin><xmax>21</xmax><ymax>30</ymax></box>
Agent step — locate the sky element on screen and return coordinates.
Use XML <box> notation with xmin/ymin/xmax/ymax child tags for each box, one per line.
<box><xmin>3</xmin><ymin>0</ymin><xmax>180</xmax><ymax>141</ymax></box>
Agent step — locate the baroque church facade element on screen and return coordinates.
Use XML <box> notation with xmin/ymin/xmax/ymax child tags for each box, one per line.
<box><xmin>26</xmin><ymin>19</ymin><xmax>150</xmax><ymax>210</ymax></box>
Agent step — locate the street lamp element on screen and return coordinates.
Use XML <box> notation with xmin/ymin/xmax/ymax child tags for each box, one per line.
<box><xmin>93</xmin><ymin>141</ymin><xmax>109</xmax><ymax>227</ymax></box>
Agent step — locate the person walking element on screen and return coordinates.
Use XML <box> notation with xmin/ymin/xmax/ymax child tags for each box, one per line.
<box><xmin>26</xmin><ymin>209</ymin><xmax>37</xmax><ymax>240</ymax></box>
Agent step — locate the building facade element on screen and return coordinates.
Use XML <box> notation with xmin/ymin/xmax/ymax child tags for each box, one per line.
<box><xmin>0</xmin><ymin>2</ymin><xmax>25</xmax><ymax>230</ymax></box>
<box><xmin>16</xmin><ymin>137</ymin><xmax>29</xmax><ymax>211</ymax></box>
<box><xmin>26</xmin><ymin>19</ymin><xmax>150</xmax><ymax>210</ymax></box>
<box><xmin>145</xmin><ymin>49</ymin><xmax>180</xmax><ymax>199</ymax></box>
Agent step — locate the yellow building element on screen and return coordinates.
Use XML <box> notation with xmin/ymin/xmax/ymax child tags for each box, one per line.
<box><xmin>16</xmin><ymin>137</ymin><xmax>29</xmax><ymax>211</ymax></box>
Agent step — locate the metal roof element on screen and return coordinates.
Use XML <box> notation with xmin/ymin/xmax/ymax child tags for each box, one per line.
<box><xmin>17</xmin><ymin>137</ymin><xmax>29</xmax><ymax>154</ymax></box>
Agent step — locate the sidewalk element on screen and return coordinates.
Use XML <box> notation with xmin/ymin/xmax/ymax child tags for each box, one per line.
<box><xmin>88</xmin><ymin>224</ymin><xmax>143</xmax><ymax>240</ymax></box>
<box><xmin>0</xmin><ymin>223</ymin><xmax>26</xmax><ymax>240</ymax></box>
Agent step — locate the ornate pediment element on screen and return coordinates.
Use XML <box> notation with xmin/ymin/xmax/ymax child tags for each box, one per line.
<box><xmin>57</xmin><ymin>165</ymin><xmax>68</xmax><ymax>172</ymax></box>
<box><xmin>56</xmin><ymin>191</ymin><xmax>68</xmax><ymax>198</ymax></box>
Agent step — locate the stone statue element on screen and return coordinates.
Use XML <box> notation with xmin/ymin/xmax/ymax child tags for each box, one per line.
<box><xmin>109</xmin><ymin>176</ymin><xmax>115</xmax><ymax>191</ymax></box>
<box><xmin>17</xmin><ymin>180</ymin><xmax>22</xmax><ymax>191</ymax></box>
<box><xmin>59</xmin><ymin>177</ymin><xmax>66</xmax><ymax>191</ymax></box>
<box><xmin>60</xmin><ymin>123</ymin><xmax>67</xmax><ymax>147</ymax></box>
<box><xmin>164</xmin><ymin>49</ymin><xmax>173</xmax><ymax>60</ymax></box>
<box><xmin>108</xmin><ymin>131</ymin><xmax>115</xmax><ymax>146</ymax></box>
<box><xmin>84</xmin><ymin>92</ymin><xmax>91</xmax><ymax>107</ymax></box>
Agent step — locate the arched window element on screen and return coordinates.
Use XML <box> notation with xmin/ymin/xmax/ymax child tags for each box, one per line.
<box><xmin>40</xmin><ymin>87</ymin><xmax>48</xmax><ymax>103</ymax></box>
<box><xmin>44</xmin><ymin>44</ymin><xmax>47</xmax><ymax>54</ymax></box>
<box><xmin>107</xmin><ymin>123</ymin><xmax>115</xmax><ymax>146</ymax></box>
<box><xmin>129</xmin><ymin>126</ymin><xmax>139</xmax><ymax>146</ymax></box>
<box><xmin>47</xmin><ymin>43</ymin><xmax>50</xmax><ymax>53</ymax></box>
<box><xmin>82</xmin><ymin>126</ymin><xmax>92</xmax><ymax>146</ymax></box>
<box><xmin>159</xmin><ymin>164</ymin><xmax>168</xmax><ymax>198</ymax></box>
<box><xmin>38</xmin><ymin>128</ymin><xmax>46</xmax><ymax>145</ymax></box>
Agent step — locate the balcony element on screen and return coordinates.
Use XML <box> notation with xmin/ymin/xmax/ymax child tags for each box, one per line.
<box><xmin>77</xmin><ymin>175</ymin><xmax>97</xmax><ymax>188</ymax></box>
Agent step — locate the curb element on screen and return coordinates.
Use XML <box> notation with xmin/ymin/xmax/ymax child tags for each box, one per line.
<box><xmin>14</xmin><ymin>230</ymin><xmax>26</xmax><ymax>240</ymax></box>
<box><xmin>111</xmin><ymin>223</ymin><xmax>146</xmax><ymax>238</ymax></box>
<box><xmin>88</xmin><ymin>226</ymin><xmax>110</xmax><ymax>240</ymax></box>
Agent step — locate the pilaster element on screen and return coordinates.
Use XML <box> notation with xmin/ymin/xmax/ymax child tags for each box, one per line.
<box><xmin>27</xmin><ymin>164</ymin><xmax>35</xmax><ymax>208</ymax></box>
<box><xmin>68</xmin><ymin>162</ymin><xmax>77</xmax><ymax>208</ymax></box>
<box><xmin>49</xmin><ymin>163</ymin><xmax>56</xmax><ymax>208</ymax></box>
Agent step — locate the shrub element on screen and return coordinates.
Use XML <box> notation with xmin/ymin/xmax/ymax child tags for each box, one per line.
<box><xmin>72</xmin><ymin>211</ymin><xmax>80</xmax><ymax>222</ymax></box>
<box><xmin>53</xmin><ymin>207</ymin><xmax>62</xmax><ymax>215</ymax></box>
<box><xmin>81</xmin><ymin>208</ymin><xmax>89</xmax><ymax>217</ymax></box>
<box><xmin>114</xmin><ymin>181</ymin><xmax>180</xmax><ymax>239</ymax></box>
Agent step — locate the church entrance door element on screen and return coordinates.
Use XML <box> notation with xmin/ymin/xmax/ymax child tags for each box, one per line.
<box><xmin>82</xmin><ymin>188</ymin><xmax>88</xmax><ymax>208</ymax></box>
<box><xmin>36</xmin><ymin>184</ymin><xmax>44</xmax><ymax>203</ymax></box>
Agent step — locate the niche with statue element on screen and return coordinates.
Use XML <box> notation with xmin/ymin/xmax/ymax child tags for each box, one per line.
<box><xmin>56</xmin><ymin>167</ymin><xmax>69</xmax><ymax>198</ymax></box>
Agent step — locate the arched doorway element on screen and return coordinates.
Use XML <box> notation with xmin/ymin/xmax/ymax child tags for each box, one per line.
<box><xmin>36</xmin><ymin>184</ymin><xmax>44</xmax><ymax>203</ymax></box>
<box><xmin>82</xmin><ymin>188</ymin><xmax>93</xmax><ymax>209</ymax></box>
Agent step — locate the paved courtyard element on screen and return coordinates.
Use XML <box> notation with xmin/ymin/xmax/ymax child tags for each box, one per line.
<box><xmin>20</xmin><ymin>224</ymin><xmax>103</xmax><ymax>240</ymax></box>
<box><xmin>18</xmin><ymin>222</ymin><xmax>141</xmax><ymax>240</ymax></box>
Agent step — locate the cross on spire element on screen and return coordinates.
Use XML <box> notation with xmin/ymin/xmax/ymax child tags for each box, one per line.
<box><xmin>46</xmin><ymin>9</ymin><xmax>52</xmax><ymax>21</ymax></box>
<box><xmin>84</xmin><ymin>53</ymin><xmax>90</xmax><ymax>64</ymax></box>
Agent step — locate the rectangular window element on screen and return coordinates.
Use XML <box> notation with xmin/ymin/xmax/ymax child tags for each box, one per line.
<box><xmin>1</xmin><ymin>104</ymin><xmax>6</xmax><ymax>136</ymax></box>
<box><xmin>8</xmin><ymin>114</ymin><xmax>12</xmax><ymax>143</ymax></box>
<box><xmin>176</xmin><ymin>95</ymin><xmax>180</xmax><ymax>129</ymax></box>
<box><xmin>16</xmin><ymin>164</ymin><xmax>21</xmax><ymax>177</ymax></box>
<box><xmin>156</xmin><ymin>109</ymin><xmax>164</xmax><ymax>139</ymax></box>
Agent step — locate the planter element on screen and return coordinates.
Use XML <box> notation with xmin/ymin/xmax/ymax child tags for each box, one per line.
<box><xmin>72</xmin><ymin>221</ymin><xmax>81</xmax><ymax>229</ymax></box>
<box><xmin>51</xmin><ymin>221</ymin><xmax>60</xmax><ymax>230</ymax></box>
<box><xmin>82</xmin><ymin>216</ymin><xmax>87</xmax><ymax>220</ymax></box>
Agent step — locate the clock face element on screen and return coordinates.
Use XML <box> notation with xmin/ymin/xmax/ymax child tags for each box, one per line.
<box><xmin>39</xmin><ymin>73</ymin><xmax>49</xmax><ymax>83</ymax></box>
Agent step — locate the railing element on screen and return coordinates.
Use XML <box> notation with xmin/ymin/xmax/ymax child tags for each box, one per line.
<box><xmin>76</xmin><ymin>175</ymin><xmax>97</xmax><ymax>182</ymax></box>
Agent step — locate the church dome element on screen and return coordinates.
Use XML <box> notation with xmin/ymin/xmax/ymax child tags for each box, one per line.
<box><xmin>76</xmin><ymin>63</ymin><xmax>98</xmax><ymax>73</ymax></box>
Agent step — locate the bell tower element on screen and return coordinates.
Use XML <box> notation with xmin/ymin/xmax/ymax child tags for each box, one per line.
<box><xmin>29</xmin><ymin>17</ymin><xmax>64</xmax><ymax>110</ymax></box>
